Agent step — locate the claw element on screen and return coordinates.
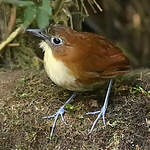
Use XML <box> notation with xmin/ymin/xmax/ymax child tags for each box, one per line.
<box><xmin>43</xmin><ymin>104</ymin><xmax>67</xmax><ymax>137</ymax></box>
<box><xmin>60</xmin><ymin>113</ymin><xmax>67</xmax><ymax>125</ymax></box>
<box><xmin>86</xmin><ymin>111</ymin><xmax>100</xmax><ymax>115</ymax></box>
<box><xmin>42</xmin><ymin>92</ymin><xmax>76</xmax><ymax>138</ymax></box>
<box><xmin>87</xmin><ymin>79</ymin><xmax>113</xmax><ymax>134</ymax></box>
<box><xmin>43</xmin><ymin>105</ymin><xmax>67</xmax><ymax>137</ymax></box>
<box><xmin>88</xmin><ymin>106</ymin><xmax>106</xmax><ymax>134</ymax></box>
<box><xmin>42</xmin><ymin>114</ymin><xmax>56</xmax><ymax>119</ymax></box>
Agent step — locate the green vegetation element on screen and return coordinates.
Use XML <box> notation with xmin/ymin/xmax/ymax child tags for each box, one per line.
<box><xmin>130</xmin><ymin>86</ymin><xmax>150</xmax><ymax>95</ymax></box>
<box><xmin>4</xmin><ymin>0</ymin><xmax>52</xmax><ymax>28</ymax></box>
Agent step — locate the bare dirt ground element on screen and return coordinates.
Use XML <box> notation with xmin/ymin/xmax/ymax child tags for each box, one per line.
<box><xmin>0</xmin><ymin>68</ymin><xmax>150</xmax><ymax>150</ymax></box>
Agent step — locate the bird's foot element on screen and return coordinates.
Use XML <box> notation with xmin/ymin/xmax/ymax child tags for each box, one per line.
<box><xmin>86</xmin><ymin>104</ymin><xmax>107</xmax><ymax>134</ymax></box>
<box><xmin>87</xmin><ymin>79</ymin><xmax>113</xmax><ymax>134</ymax></box>
<box><xmin>43</xmin><ymin>104</ymin><xmax>67</xmax><ymax>137</ymax></box>
<box><xmin>42</xmin><ymin>92</ymin><xmax>76</xmax><ymax>138</ymax></box>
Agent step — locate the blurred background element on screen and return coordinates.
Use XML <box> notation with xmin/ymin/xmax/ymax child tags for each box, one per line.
<box><xmin>0</xmin><ymin>0</ymin><xmax>150</xmax><ymax>69</ymax></box>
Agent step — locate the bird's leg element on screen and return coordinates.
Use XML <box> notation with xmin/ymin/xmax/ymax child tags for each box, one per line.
<box><xmin>87</xmin><ymin>79</ymin><xmax>113</xmax><ymax>134</ymax></box>
<box><xmin>43</xmin><ymin>92</ymin><xmax>76</xmax><ymax>137</ymax></box>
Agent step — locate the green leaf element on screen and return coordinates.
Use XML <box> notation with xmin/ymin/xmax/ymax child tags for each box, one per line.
<box><xmin>24</xmin><ymin>6</ymin><xmax>37</xmax><ymax>28</ymax></box>
<box><xmin>36</xmin><ymin>0</ymin><xmax>52</xmax><ymax>28</ymax></box>
<box><xmin>65</xmin><ymin>104</ymin><xmax>74</xmax><ymax>110</ymax></box>
<box><xmin>42</xmin><ymin>0</ymin><xmax>52</xmax><ymax>16</ymax></box>
<box><xmin>37</xmin><ymin>7</ymin><xmax>49</xmax><ymax>28</ymax></box>
<box><xmin>20</xmin><ymin>93</ymin><xmax>29</xmax><ymax>97</ymax></box>
<box><xmin>77</xmin><ymin>115</ymin><xmax>84</xmax><ymax>119</ymax></box>
<box><xmin>4</xmin><ymin>0</ymin><xmax>34</xmax><ymax>7</ymax></box>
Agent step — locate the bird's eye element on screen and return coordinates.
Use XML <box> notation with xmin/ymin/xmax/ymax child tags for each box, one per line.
<box><xmin>51</xmin><ymin>36</ymin><xmax>63</xmax><ymax>46</ymax></box>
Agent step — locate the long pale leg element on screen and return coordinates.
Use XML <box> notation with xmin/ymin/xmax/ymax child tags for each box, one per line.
<box><xmin>43</xmin><ymin>92</ymin><xmax>76</xmax><ymax>137</ymax></box>
<box><xmin>87</xmin><ymin>79</ymin><xmax>113</xmax><ymax>134</ymax></box>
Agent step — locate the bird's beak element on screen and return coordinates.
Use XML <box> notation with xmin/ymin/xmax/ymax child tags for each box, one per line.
<box><xmin>26</xmin><ymin>29</ymin><xmax>48</xmax><ymax>40</ymax></box>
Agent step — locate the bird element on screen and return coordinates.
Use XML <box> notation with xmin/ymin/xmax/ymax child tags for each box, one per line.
<box><xmin>26</xmin><ymin>25</ymin><xmax>130</xmax><ymax>137</ymax></box>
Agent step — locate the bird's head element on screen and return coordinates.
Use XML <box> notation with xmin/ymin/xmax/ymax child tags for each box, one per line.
<box><xmin>26</xmin><ymin>26</ymin><xmax>80</xmax><ymax>59</ymax></box>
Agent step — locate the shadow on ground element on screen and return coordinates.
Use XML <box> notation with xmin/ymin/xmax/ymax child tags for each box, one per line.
<box><xmin>0</xmin><ymin>68</ymin><xmax>150</xmax><ymax>150</ymax></box>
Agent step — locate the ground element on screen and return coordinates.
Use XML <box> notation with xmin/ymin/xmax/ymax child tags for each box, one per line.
<box><xmin>0</xmin><ymin>68</ymin><xmax>150</xmax><ymax>150</ymax></box>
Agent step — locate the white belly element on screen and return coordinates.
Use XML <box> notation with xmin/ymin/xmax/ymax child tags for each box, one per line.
<box><xmin>40</xmin><ymin>41</ymin><xmax>77</xmax><ymax>90</ymax></box>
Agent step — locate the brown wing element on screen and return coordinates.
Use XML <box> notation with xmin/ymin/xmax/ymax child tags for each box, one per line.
<box><xmin>77</xmin><ymin>32</ymin><xmax>130</xmax><ymax>78</ymax></box>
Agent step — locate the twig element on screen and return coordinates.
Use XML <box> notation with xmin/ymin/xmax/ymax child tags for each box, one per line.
<box><xmin>63</xmin><ymin>8</ymin><xmax>73</xmax><ymax>29</ymax></box>
<box><xmin>93</xmin><ymin>0</ymin><xmax>103</xmax><ymax>12</ymax></box>
<box><xmin>0</xmin><ymin>25</ymin><xmax>24</xmax><ymax>52</ymax></box>
<box><xmin>53</xmin><ymin>0</ymin><xmax>64</xmax><ymax>17</ymax></box>
<box><xmin>80</xmin><ymin>0</ymin><xmax>89</xmax><ymax>16</ymax></box>
<box><xmin>75</xmin><ymin>0</ymin><xmax>79</xmax><ymax>11</ymax></box>
<box><xmin>8</xmin><ymin>43</ymin><xmax>20</xmax><ymax>47</ymax></box>
<box><xmin>88</xmin><ymin>0</ymin><xmax>97</xmax><ymax>13</ymax></box>
<box><xmin>7</xmin><ymin>6</ymin><xmax>16</xmax><ymax>36</ymax></box>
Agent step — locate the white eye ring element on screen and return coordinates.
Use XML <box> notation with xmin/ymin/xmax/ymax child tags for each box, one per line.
<box><xmin>50</xmin><ymin>36</ymin><xmax>63</xmax><ymax>46</ymax></box>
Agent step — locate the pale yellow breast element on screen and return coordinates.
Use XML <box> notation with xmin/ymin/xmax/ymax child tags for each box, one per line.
<box><xmin>40</xmin><ymin>41</ymin><xmax>78</xmax><ymax>90</ymax></box>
